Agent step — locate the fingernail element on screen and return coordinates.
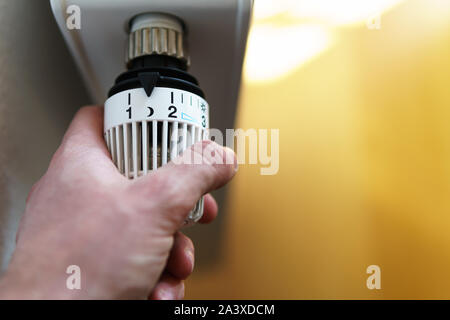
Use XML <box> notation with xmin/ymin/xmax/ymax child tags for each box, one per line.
<box><xmin>185</xmin><ymin>248</ymin><xmax>195</xmax><ymax>273</ymax></box>
<box><xmin>158</xmin><ymin>289</ymin><xmax>175</xmax><ymax>300</ymax></box>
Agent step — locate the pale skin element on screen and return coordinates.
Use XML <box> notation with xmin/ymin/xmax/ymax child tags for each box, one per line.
<box><xmin>0</xmin><ymin>106</ymin><xmax>237</xmax><ymax>299</ymax></box>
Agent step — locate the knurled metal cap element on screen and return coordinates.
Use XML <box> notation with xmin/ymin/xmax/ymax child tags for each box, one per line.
<box><xmin>126</xmin><ymin>13</ymin><xmax>189</xmax><ymax>66</ymax></box>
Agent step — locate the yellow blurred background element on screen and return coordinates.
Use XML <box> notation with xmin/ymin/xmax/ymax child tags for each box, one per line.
<box><xmin>186</xmin><ymin>0</ymin><xmax>450</xmax><ymax>299</ymax></box>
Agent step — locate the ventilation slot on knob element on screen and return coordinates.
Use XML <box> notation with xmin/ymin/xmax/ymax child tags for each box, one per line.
<box><xmin>105</xmin><ymin>121</ymin><xmax>206</xmax><ymax>179</ymax></box>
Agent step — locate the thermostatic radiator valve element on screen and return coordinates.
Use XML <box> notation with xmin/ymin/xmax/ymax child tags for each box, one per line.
<box><xmin>104</xmin><ymin>13</ymin><xmax>209</xmax><ymax>226</ymax></box>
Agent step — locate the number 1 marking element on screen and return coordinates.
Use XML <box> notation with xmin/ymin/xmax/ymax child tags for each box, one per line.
<box><xmin>126</xmin><ymin>93</ymin><xmax>132</xmax><ymax>119</ymax></box>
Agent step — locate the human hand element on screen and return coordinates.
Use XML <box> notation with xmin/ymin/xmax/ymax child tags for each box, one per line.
<box><xmin>0</xmin><ymin>106</ymin><xmax>237</xmax><ymax>299</ymax></box>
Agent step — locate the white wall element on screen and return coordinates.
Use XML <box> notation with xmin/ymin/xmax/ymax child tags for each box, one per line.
<box><xmin>0</xmin><ymin>0</ymin><xmax>90</xmax><ymax>269</ymax></box>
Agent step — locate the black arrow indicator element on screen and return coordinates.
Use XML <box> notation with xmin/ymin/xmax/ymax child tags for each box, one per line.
<box><xmin>138</xmin><ymin>72</ymin><xmax>160</xmax><ymax>97</ymax></box>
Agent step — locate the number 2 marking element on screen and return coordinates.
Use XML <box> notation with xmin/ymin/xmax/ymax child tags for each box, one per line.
<box><xmin>168</xmin><ymin>106</ymin><xmax>177</xmax><ymax>118</ymax></box>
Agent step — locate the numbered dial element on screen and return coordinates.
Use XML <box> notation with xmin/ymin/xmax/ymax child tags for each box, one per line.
<box><xmin>104</xmin><ymin>87</ymin><xmax>209</xmax><ymax>132</ymax></box>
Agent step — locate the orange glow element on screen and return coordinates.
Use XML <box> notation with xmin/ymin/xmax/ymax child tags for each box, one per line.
<box><xmin>186</xmin><ymin>0</ymin><xmax>450</xmax><ymax>299</ymax></box>
<box><xmin>245</xmin><ymin>0</ymin><xmax>407</xmax><ymax>82</ymax></box>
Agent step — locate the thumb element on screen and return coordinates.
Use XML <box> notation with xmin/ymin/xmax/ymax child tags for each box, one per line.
<box><xmin>130</xmin><ymin>140</ymin><xmax>237</xmax><ymax>229</ymax></box>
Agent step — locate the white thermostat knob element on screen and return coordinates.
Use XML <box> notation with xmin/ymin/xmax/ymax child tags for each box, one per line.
<box><xmin>104</xmin><ymin>13</ymin><xmax>209</xmax><ymax>226</ymax></box>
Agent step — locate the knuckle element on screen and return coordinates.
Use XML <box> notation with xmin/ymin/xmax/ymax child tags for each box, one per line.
<box><xmin>53</xmin><ymin>140</ymin><xmax>78</xmax><ymax>162</ymax></box>
<box><xmin>49</xmin><ymin>141</ymin><xmax>87</xmax><ymax>174</ymax></box>
<box><xmin>25</xmin><ymin>180</ymin><xmax>42</xmax><ymax>204</ymax></box>
<box><xmin>78</xmin><ymin>105</ymin><xmax>102</xmax><ymax>117</ymax></box>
